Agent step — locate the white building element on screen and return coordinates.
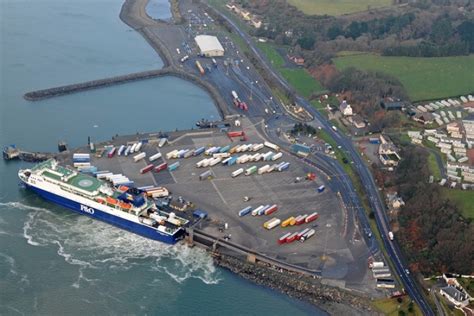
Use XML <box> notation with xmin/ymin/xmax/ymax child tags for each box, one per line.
<box><xmin>339</xmin><ymin>100</ymin><xmax>353</xmax><ymax>116</ymax></box>
<box><xmin>194</xmin><ymin>35</ymin><xmax>225</xmax><ymax>57</ymax></box>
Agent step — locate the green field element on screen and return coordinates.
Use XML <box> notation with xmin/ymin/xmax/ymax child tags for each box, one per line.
<box><xmin>373</xmin><ymin>297</ymin><xmax>422</xmax><ymax>316</ymax></box>
<box><xmin>442</xmin><ymin>188</ymin><xmax>474</xmax><ymax>219</ymax></box>
<box><xmin>256</xmin><ymin>42</ymin><xmax>324</xmax><ymax>98</ymax></box>
<box><xmin>334</xmin><ymin>54</ymin><xmax>474</xmax><ymax>101</ymax></box>
<box><xmin>288</xmin><ymin>0</ymin><xmax>392</xmax><ymax>16</ymax></box>
<box><xmin>427</xmin><ymin>152</ymin><xmax>441</xmax><ymax>180</ymax></box>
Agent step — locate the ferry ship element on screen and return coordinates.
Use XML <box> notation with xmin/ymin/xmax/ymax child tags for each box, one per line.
<box><xmin>18</xmin><ymin>159</ymin><xmax>187</xmax><ymax>244</ymax></box>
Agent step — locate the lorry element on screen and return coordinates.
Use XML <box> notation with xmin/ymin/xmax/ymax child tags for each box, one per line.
<box><xmin>388</xmin><ymin>231</ymin><xmax>394</xmax><ymax>241</ymax></box>
<box><xmin>195</xmin><ymin>60</ymin><xmax>205</xmax><ymax>75</ymax></box>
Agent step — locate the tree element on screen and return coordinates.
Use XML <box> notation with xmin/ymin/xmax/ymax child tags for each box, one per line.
<box><xmin>430</xmin><ymin>18</ymin><xmax>453</xmax><ymax>44</ymax></box>
<box><xmin>327</xmin><ymin>25</ymin><xmax>343</xmax><ymax>40</ymax></box>
<box><xmin>297</xmin><ymin>36</ymin><xmax>315</xmax><ymax>50</ymax></box>
<box><xmin>457</xmin><ymin>21</ymin><xmax>474</xmax><ymax>52</ymax></box>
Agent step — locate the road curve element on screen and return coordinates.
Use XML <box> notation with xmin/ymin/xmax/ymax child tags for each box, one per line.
<box><xmin>206</xmin><ymin>4</ymin><xmax>435</xmax><ymax>315</ymax></box>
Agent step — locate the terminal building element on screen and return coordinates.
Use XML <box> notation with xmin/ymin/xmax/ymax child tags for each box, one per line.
<box><xmin>194</xmin><ymin>35</ymin><xmax>225</xmax><ymax>57</ymax></box>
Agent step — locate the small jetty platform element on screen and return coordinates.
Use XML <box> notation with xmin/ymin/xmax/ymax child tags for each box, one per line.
<box><xmin>3</xmin><ymin>145</ymin><xmax>53</xmax><ymax>162</ymax></box>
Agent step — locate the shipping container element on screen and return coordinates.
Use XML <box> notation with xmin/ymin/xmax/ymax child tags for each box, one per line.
<box><xmin>178</xmin><ymin>149</ymin><xmax>190</xmax><ymax>158</ymax></box>
<box><xmin>300</xmin><ymin>229</ymin><xmax>315</xmax><ymax>241</ymax></box>
<box><xmin>263</xmin><ymin>218</ymin><xmax>281</xmax><ymax>230</ymax></box>
<box><xmin>184</xmin><ymin>150</ymin><xmax>194</xmax><ymax>158</ymax></box>
<box><xmin>264</xmin><ymin>204</ymin><xmax>278</xmax><ymax>215</ymax></box>
<box><xmin>278</xmin><ymin>233</ymin><xmax>292</xmax><ymax>244</ymax></box>
<box><xmin>124</xmin><ymin>146</ymin><xmax>131</xmax><ymax>156</ymax></box>
<box><xmin>193</xmin><ymin>146</ymin><xmax>206</xmax><ymax>156</ymax></box>
<box><xmin>140</xmin><ymin>164</ymin><xmax>154</xmax><ymax>174</ymax></box>
<box><xmin>135</xmin><ymin>142</ymin><xmax>143</xmax><ymax>152</ymax></box>
<box><xmin>168</xmin><ymin>162</ymin><xmax>180</xmax><ymax>171</ymax></box>
<box><xmin>154</xmin><ymin>163</ymin><xmax>168</xmax><ymax>173</ymax></box>
<box><xmin>271</xmin><ymin>152</ymin><xmax>283</xmax><ymax>161</ymax></box>
<box><xmin>251</xmin><ymin>153</ymin><xmax>262</xmax><ymax>162</ymax></box>
<box><xmin>238</xmin><ymin>206</ymin><xmax>252</xmax><ymax>217</ymax></box>
<box><xmin>222</xmin><ymin>157</ymin><xmax>232</xmax><ymax>165</ymax></box>
<box><xmin>199</xmin><ymin>170</ymin><xmax>213</xmax><ymax>181</ymax></box>
<box><xmin>281</xmin><ymin>217</ymin><xmax>295</xmax><ymax>227</ymax></box>
<box><xmin>149</xmin><ymin>152</ymin><xmax>162</xmax><ymax>162</ymax></box>
<box><xmin>73</xmin><ymin>157</ymin><xmax>90</xmax><ymax>163</ymax></box>
<box><xmin>133</xmin><ymin>152</ymin><xmax>146</xmax><ymax>162</ymax></box>
<box><xmin>317</xmin><ymin>185</ymin><xmax>325</xmax><ymax>193</ymax></box>
<box><xmin>305</xmin><ymin>212</ymin><xmax>319</xmax><ymax>223</ymax></box>
<box><xmin>245</xmin><ymin>166</ymin><xmax>257</xmax><ymax>175</ymax></box>
<box><xmin>231</xmin><ymin>168</ymin><xmax>244</xmax><ymax>178</ymax></box>
<box><xmin>258</xmin><ymin>164</ymin><xmax>271</xmax><ymax>174</ymax></box>
<box><xmin>73</xmin><ymin>153</ymin><xmax>90</xmax><ymax>159</ymax></box>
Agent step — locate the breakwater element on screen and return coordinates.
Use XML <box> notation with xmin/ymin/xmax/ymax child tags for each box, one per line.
<box><xmin>24</xmin><ymin>68</ymin><xmax>171</xmax><ymax>101</ymax></box>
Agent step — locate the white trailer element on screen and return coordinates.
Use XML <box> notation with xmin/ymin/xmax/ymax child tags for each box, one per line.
<box><xmin>133</xmin><ymin>152</ymin><xmax>146</xmax><ymax>162</ymax></box>
<box><xmin>264</xmin><ymin>141</ymin><xmax>280</xmax><ymax>151</ymax></box>
<box><xmin>231</xmin><ymin>168</ymin><xmax>244</xmax><ymax>178</ymax></box>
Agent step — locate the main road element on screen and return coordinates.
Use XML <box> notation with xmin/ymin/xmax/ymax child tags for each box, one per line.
<box><xmin>206</xmin><ymin>4</ymin><xmax>435</xmax><ymax>315</ymax></box>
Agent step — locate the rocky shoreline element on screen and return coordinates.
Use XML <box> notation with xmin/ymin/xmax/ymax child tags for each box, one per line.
<box><xmin>214</xmin><ymin>253</ymin><xmax>379</xmax><ymax>315</ymax></box>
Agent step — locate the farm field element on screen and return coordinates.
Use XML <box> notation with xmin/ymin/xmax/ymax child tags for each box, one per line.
<box><xmin>334</xmin><ymin>54</ymin><xmax>474</xmax><ymax>101</ymax></box>
<box><xmin>256</xmin><ymin>42</ymin><xmax>324</xmax><ymax>98</ymax></box>
<box><xmin>288</xmin><ymin>0</ymin><xmax>392</xmax><ymax>16</ymax></box>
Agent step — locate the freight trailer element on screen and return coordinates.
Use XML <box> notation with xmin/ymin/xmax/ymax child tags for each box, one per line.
<box><xmin>317</xmin><ymin>185</ymin><xmax>325</xmax><ymax>193</ymax></box>
<box><xmin>251</xmin><ymin>205</ymin><xmax>265</xmax><ymax>216</ymax></box>
<box><xmin>277</xmin><ymin>162</ymin><xmax>290</xmax><ymax>171</ymax></box>
<box><xmin>285</xmin><ymin>232</ymin><xmax>299</xmax><ymax>243</ymax></box>
<box><xmin>264</xmin><ymin>141</ymin><xmax>280</xmax><ymax>151</ymax></box>
<box><xmin>133</xmin><ymin>152</ymin><xmax>146</xmax><ymax>162</ymax></box>
<box><xmin>296</xmin><ymin>228</ymin><xmax>311</xmax><ymax>240</ymax></box>
<box><xmin>278</xmin><ymin>233</ymin><xmax>292</xmax><ymax>244</ymax></box>
<box><xmin>295</xmin><ymin>214</ymin><xmax>308</xmax><ymax>225</ymax></box>
<box><xmin>281</xmin><ymin>217</ymin><xmax>295</xmax><ymax>227</ymax></box>
<box><xmin>245</xmin><ymin>166</ymin><xmax>257</xmax><ymax>175</ymax></box>
<box><xmin>158</xmin><ymin>138</ymin><xmax>167</xmax><ymax>148</ymax></box>
<box><xmin>271</xmin><ymin>152</ymin><xmax>283</xmax><ymax>161</ymax></box>
<box><xmin>199</xmin><ymin>170</ymin><xmax>213</xmax><ymax>181</ymax></box>
<box><xmin>300</xmin><ymin>229</ymin><xmax>315</xmax><ymax>242</ymax></box>
<box><xmin>231</xmin><ymin>168</ymin><xmax>244</xmax><ymax>178</ymax></box>
<box><xmin>305</xmin><ymin>212</ymin><xmax>319</xmax><ymax>223</ymax></box>
<box><xmin>258</xmin><ymin>205</ymin><xmax>270</xmax><ymax>216</ymax></box>
<box><xmin>117</xmin><ymin>145</ymin><xmax>126</xmax><ymax>156</ymax></box>
<box><xmin>149</xmin><ymin>152</ymin><xmax>162</xmax><ymax>162</ymax></box>
<box><xmin>107</xmin><ymin>147</ymin><xmax>116</xmax><ymax>158</ymax></box>
<box><xmin>168</xmin><ymin>162</ymin><xmax>180</xmax><ymax>171</ymax></box>
<box><xmin>238</xmin><ymin>206</ymin><xmax>252</xmax><ymax>217</ymax></box>
<box><xmin>264</xmin><ymin>204</ymin><xmax>278</xmax><ymax>215</ymax></box>
<box><xmin>263</xmin><ymin>218</ymin><xmax>281</xmax><ymax>230</ymax></box>
<box><xmin>140</xmin><ymin>164</ymin><xmax>154</xmax><ymax>174</ymax></box>
<box><xmin>258</xmin><ymin>164</ymin><xmax>271</xmax><ymax>174</ymax></box>
<box><xmin>193</xmin><ymin>146</ymin><xmax>206</xmax><ymax>156</ymax></box>
<box><xmin>154</xmin><ymin>163</ymin><xmax>167</xmax><ymax>173</ymax></box>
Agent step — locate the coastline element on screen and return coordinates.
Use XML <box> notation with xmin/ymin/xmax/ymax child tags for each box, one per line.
<box><xmin>117</xmin><ymin>0</ymin><xmax>379</xmax><ymax>314</ymax></box>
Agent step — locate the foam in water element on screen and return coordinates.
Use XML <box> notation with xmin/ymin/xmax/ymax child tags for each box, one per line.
<box><xmin>1</xmin><ymin>201</ymin><xmax>221</xmax><ymax>286</ymax></box>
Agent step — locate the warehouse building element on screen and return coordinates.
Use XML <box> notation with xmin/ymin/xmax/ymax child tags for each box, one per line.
<box><xmin>194</xmin><ymin>35</ymin><xmax>225</xmax><ymax>57</ymax></box>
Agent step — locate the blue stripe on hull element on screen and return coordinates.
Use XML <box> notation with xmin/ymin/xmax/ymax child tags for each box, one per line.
<box><xmin>26</xmin><ymin>184</ymin><xmax>183</xmax><ymax>244</ymax></box>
